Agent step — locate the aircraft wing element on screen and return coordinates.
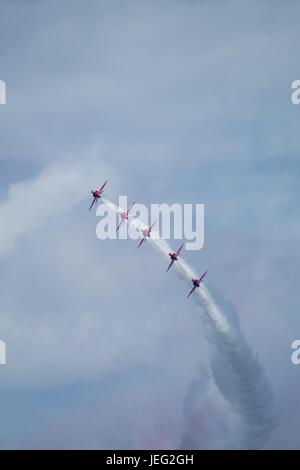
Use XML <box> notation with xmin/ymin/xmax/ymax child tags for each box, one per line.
<box><xmin>138</xmin><ymin>238</ymin><xmax>145</xmax><ymax>248</ymax></box>
<box><xmin>176</xmin><ymin>243</ymin><xmax>184</xmax><ymax>255</ymax></box>
<box><xmin>198</xmin><ymin>271</ymin><xmax>208</xmax><ymax>282</ymax></box>
<box><xmin>99</xmin><ymin>180</ymin><xmax>107</xmax><ymax>192</ymax></box>
<box><xmin>116</xmin><ymin>219</ymin><xmax>123</xmax><ymax>232</ymax></box>
<box><xmin>127</xmin><ymin>202</ymin><xmax>136</xmax><ymax>214</ymax></box>
<box><xmin>187</xmin><ymin>285</ymin><xmax>197</xmax><ymax>298</ymax></box>
<box><xmin>89</xmin><ymin>198</ymin><xmax>97</xmax><ymax>211</ymax></box>
<box><xmin>166</xmin><ymin>259</ymin><xmax>174</xmax><ymax>272</ymax></box>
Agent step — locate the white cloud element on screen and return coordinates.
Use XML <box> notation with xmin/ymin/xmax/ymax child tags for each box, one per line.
<box><xmin>0</xmin><ymin>144</ymin><xmax>116</xmax><ymax>256</ymax></box>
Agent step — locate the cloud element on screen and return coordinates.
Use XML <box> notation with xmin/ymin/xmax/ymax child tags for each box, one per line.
<box><xmin>0</xmin><ymin>144</ymin><xmax>116</xmax><ymax>256</ymax></box>
<box><xmin>0</xmin><ymin>0</ymin><xmax>300</xmax><ymax>449</ymax></box>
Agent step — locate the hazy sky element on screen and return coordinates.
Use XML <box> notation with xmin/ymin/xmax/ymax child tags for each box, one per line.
<box><xmin>0</xmin><ymin>0</ymin><xmax>299</xmax><ymax>449</ymax></box>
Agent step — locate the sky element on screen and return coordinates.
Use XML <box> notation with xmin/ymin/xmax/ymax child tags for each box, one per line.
<box><xmin>0</xmin><ymin>0</ymin><xmax>300</xmax><ymax>449</ymax></box>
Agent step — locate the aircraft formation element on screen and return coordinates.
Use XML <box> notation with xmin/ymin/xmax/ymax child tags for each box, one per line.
<box><xmin>89</xmin><ymin>181</ymin><xmax>207</xmax><ymax>298</ymax></box>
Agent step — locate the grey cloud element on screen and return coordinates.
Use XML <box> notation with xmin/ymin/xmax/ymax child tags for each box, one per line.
<box><xmin>0</xmin><ymin>0</ymin><xmax>299</xmax><ymax>449</ymax></box>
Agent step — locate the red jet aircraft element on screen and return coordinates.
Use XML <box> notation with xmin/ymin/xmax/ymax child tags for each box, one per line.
<box><xmin>116</xmin><ymin>202</ymin><xmax>136</xmax><ymax>232</ymax></box>
<box><xmin>187</xmin><ymin>271</ymin><xmax>208</xmax><ymax>298</ymax></box>
<box><xmin>137</xmin><ymin>221</ymin><xmax>156</xmax><ymax>248</ymax></box>
<box><xmin>166</xmin><ymin>243</ymin><xmax>184</xmax><ymax>272</ymax></box>
<box><xmin>89</xmin><ymin>181</ymin><xmax>107</xmax><ymax>211</ymax></box>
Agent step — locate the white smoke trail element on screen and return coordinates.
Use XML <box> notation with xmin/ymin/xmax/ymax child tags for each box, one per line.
<box><xmin>102</xmin><ymin>198</ymin><xmax>277</xmax><ymax>449</ymax></box>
